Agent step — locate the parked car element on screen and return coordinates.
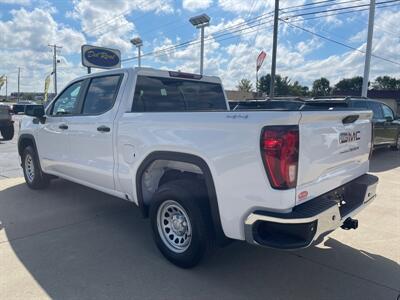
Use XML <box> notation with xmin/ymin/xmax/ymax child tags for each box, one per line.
<box><xmin>12</xmin><ymin>100</ymin><xmax>36</xmax><ymax>114</ymax></box>
<box><xmin>347</xmin><ymin>98</ymin><xmax>400</xmax><ymax>150</ymax></box>
<box><xmin>0</xmin><ymin>103</ymin><xmax>14</xmax><ymax>140</ymax></box>
<box><xmin>234</xmin><ymin>97</ymin><xmax>400</xmax><ymax>151</ymax></box>
<box><xmin>229</xmin><ymin>99</ymin><xmax>304</xmax><ymax>110</ymax></box>
<box><xmin>18</xmin><ymin>68</ymin><xmax>378</xmax><ymax>268</ymax></box>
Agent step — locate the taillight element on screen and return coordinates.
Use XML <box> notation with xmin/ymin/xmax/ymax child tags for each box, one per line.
<box><xmin>261</xmin><ymin>126</ymin><xmax>299</xmax><ymax>189</ymax></box>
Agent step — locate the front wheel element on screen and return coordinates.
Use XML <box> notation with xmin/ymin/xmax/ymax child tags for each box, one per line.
<box><xmin>0</xmin><ymin>125</ymin><xmax>14</xmax><ymax>141</ymax></box>
<box><xmin>22</xmin><ymin>146</ymin><xmax>50</xmax><ymax>189</ymax></box>
<box><xmin>149</xmin><ymin>179</ymin><xmax>213</xmax><ymax>268</ymax></box>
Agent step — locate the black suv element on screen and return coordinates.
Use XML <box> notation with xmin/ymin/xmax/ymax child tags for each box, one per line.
<box><xmin>230</xmin><ymin>97</ymin><xmax>400</xmax><ymax>150</ymax></box>
<box><xmin>347</xmin><ymin>98</ymin><xmax>399</xmax><ymax>150</ymax></box>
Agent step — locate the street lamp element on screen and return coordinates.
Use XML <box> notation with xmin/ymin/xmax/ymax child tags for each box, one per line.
<box><xmin>130</xmin><ymin>37</ymin><xmax>143</xmax><ymax>67</ymax></box>
<box><xmin>189</xmin><ymin>13</ymin><xmax>210</xmax><ymax>75</ymax></box>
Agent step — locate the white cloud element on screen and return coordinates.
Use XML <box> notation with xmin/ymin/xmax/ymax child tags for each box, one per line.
<box><xmin>182</xmin><ymin>0</ymin><xmax>212</xmax><ymax>12</ymax></box>
<box><xmin>68</xmin><ymin>0</ymin><xmax>174</xmax><ymax>61</ymax></box>
<box><xmin>1</xmin><ymin>0</ymin><xmax>399</xmax><ymax>96</ymax></box>
<box><xmin>218</xmin><ymin>0</ymin><xmax>305</xmax><ymax>14</ymax></box>
<box><xmin>0</xmin><ymin>0</ymin><xmax>30</xmax><ymax>5</ymax></box>
<box><xmin>0</xmin><ymin>7</ymin><xmax>86</xmax><ymax>94</ymax></box>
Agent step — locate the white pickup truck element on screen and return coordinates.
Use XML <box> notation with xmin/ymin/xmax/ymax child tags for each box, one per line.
<box><xmin>18</xmin><ymin>68</ymin><xmax>378</xmax><ymax>268</ymax></box>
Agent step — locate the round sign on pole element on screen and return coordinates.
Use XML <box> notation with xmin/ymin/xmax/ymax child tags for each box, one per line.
<box><xmin>81</xmin><ymin>45</ymin><xmax>121</xmax><ymax>70</ymax></box>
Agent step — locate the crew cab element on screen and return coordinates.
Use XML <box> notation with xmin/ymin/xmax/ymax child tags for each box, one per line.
<box><xmin>18</xmin><ymin>68</ymin><xmax>378</xmax><ymax>268</ymax></box>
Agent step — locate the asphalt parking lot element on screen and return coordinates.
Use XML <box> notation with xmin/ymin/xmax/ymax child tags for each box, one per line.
<box><xmin>0</xmin><ymin>116</ymin><xmax>399</xmax><ymax>300</ymax></box>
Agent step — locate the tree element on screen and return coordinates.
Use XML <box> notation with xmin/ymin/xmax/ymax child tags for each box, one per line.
<box><xmin>372</xmin><ymin>76</ymin><xmax>400</xmax><ymax>90</ymax></box>
<box><xmin>312</xmin><ymin>77</ymin><xmax>331</xmax><ymax>97</ymax></box>
<box><xmin>333</xmin><ymin>76</ymin><xmax>363</xmax><ymax>93</ymax></box>
<box><xmin>289</xmin><ymin>81</ymin><xmax>309</xmax><ymax>96</ymax></box>
<box><xmin>258</xmin><ymin>74</ymin><xmax>308</xmax><ymax>96</ymax></box>
<box><xmin>257</xmin><ymin>74</ymin><xmax>291</xmax><ymax>96</ymax></box>
<box><xmin>257</xmin><ymin>74</ymin><xmax>272</xmax><ymax>94</ymax></box>
<box><xmin>237</xmin><ymin>78</ymin><xmax>253</xmax><ymax>92</ymax></box>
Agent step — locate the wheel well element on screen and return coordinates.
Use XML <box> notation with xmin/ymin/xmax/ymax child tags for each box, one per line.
<box><xmin>18</xmin><ymin>136</ymin><xmax>35</xmax><ymax>157</ymax></box>
<box><xmin>135</xmin><ymin>151</ymin><xmax>228</xmax><ymax>245</ymax></box>
<box><xmin>140</xmin><ymin>159</ymin><xmax>205</xmax><ymax>208</ymax></box>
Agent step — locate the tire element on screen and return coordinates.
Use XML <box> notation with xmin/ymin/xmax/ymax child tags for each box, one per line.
<box><xmin>149</xmin><ymin>179</ymin><xmax>213</xmax><ymax>268</ymax></box>
<box><xmin>390</xmin><ymin>133</ymin><xmax>400</xmax><ymax>151</ymax></box>
<box><xmin>1</xmin><ymin>125</ymin><xmax>14</xmax><ymax>141</ymax></box>
<box><xmin>22</xmin><ymin>146</ymin><xmax>50</xmax><ymax>189</ymax></box>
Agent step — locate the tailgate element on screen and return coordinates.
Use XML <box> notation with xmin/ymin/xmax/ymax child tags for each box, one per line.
<box><xmin>295</xmin><ymin>110</ymin><xmax>372</xmax><ymax>205</ymax></box>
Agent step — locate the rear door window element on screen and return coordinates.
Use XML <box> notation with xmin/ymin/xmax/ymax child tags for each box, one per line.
<box><xmin>82</xmin><ymin>75</ymin><xmax>122</xmax><ymax>115</ymax></box>
<box><xmin>382</xmin><ymin>104</ymin><xmax>394</xmax><ymax>120</ymax></box>
<box><xmin>367</xmin><ymin>102</ymin><xmax>384</xmax><ymax>119</ymax></box>
<box><xmin>132</xmin><ymin>76</ymin><xmax>227</xmax><ymax>112</ymax></box>
<box><xmin>350</xmin><ymin>100</ymin><xmax>367</xmax><ymax>109</ymax></box>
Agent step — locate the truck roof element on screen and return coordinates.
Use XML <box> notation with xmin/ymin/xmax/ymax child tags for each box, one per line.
<box><xmin>74</xmin><ymin>67</ymin><xmax>222</xmax><ymax>84</ymax></box>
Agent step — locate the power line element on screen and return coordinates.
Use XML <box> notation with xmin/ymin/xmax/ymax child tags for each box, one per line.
<box><xmin>122</xmin><ymin>21</ymin><xmax>275</xmax><ymax>62</ymax></box>
<box><xmin>121</xmin><ymin>0</ymin><xmax>399</xmax><ymax>65</ymax></box>
<box><xmin>93</xmin><ymin>0</ymin><xmax>356</xmax><ymax>44</ymax></box>
<box><xmin>284</xmin><ymin>2</ymin><xmax>399</xmax><ymax>23</ymax></box>
<box><xmin>280</xmin><ymin>0</ymin><xmax>364</xmax><ymax>15</ymax></box>
<box><xmin>280</xmin><ymin>0</ymin><xmax>338</xmax><ymax>10</ymax></box>
<box><xmin>83</xmin><ymin>0</ymin><xmax>239</xmax><ymax>38</ymax></box>
<box><xmin>281</xmin><ymin>0</ymin><xmax>399</xmax><ymax>19</ymax></box>
<box><xmin>280</xmin><ymin>18</ymin><xmax>400</xmax><ymax>66</ymax></box>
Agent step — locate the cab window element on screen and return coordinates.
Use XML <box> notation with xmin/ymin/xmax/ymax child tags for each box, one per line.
<box><xmin>51</xmin><ymin>81</ymin><xmax>83</xmax><ymax>116</ymax></box>
<box><xmin>350</xmin><ymin>100</ymin><xmax>367</xmax><ymax>109</ymax></box>
<box><xmin>131</xmin><ymin>76</ymin><xmax>227</xmax><ymax>112</ymax></box>
<box><xmin>82</xmin><ymin>75</ymin><xmax>122</xmax><ymax>115</ymax></box>
<box><xmin>382</xmin><ymin>104</ymin><xmax>394</xmax><ymax>120</ymax></box>
<box><xmin>367</xmin><ymin>102</ymin><xmax>383</xmax><ymax>119</ymax></box>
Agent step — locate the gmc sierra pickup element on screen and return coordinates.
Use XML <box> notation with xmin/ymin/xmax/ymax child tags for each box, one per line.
<box><xmin>18</xmin><ymin>67</ymin><xmax>378</xmax><ymax>268</ymax></box>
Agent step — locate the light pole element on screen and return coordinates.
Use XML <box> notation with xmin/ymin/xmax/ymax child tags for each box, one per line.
<box><xmin>189</xmin><ymin>13</ymin><xmax>210</xmax><ymax>75</ymax></box>
<box><xmin>130</xmin><ymin>37</ymin><xmax>143</xmax><ymax>67</ymax></box>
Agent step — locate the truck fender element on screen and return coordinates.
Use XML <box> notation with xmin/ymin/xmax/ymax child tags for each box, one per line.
<box><xmin>135</xmin><ymin>151</ymin><xmax>228</xmax><ymax>244</ymax></box>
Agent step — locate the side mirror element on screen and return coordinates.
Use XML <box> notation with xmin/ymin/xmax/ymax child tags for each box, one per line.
<box><xmin>25</xmin><ymin>105</ymin><xmax>45</xmax><ymax>122</ymax></box>
<box><xmin>385</xmin><ymin>116</ymin><xmax>393</xmax><ymax>122</ymax></box>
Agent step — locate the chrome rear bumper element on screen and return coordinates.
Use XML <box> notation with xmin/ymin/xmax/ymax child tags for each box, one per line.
<box><xmin>244</xmin><ymin>174</ymin><xmax>378</xmax><ymax>249</ymax></box>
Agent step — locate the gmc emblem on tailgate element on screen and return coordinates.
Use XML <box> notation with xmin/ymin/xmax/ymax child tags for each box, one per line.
<box><xmin>339</xmin><ymin>131</ymin><xmax>361</xmax><ymax>144</ymax></box>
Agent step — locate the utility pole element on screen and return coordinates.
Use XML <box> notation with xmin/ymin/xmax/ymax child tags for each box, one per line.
<box><xmin>17</xmin><ymin>67</ymin><xmax>20</xmax><ymax>102</ymax></box>
<box><xmin>269</xmin><ymin>0</ymin><xmax>279</xmax><ymax>99</ymax></box>
<box><xmin>362</xmin><ymin>0</ymin><xmax>375</xmax><ymax>97</ymax></box>
<box><xmin>48</xmin><ymin>44</ymin><xmax>62</xmax><ymax>95</ymax></box>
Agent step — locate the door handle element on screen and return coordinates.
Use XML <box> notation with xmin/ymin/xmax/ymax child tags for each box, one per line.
<box><xmin>59</xmin><ymin>124</ymin><xmax>68</xmax><ymax>130</ymax></box>
<box><xmin>97</xmin><ymin>125</ymin><xmax>110</xmax><ymax>133</ymax></box>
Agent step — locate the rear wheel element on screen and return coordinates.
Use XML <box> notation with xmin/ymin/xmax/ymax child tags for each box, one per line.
<box><xmin>0</xmin><ymin>125</ymin><xmax>14</xmax><ymax>141</ymax></box>
<box><xmin>149</xmin><ymin>179</ymin><xmax>213</xmax><ymax>268</ymax></box>
<box><xmin>22</xmin><ymin>146</ymin><xmax>50</xmax><ymax>189</ymax></box>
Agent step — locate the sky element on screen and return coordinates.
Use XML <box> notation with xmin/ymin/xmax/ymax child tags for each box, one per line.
<box><xmin>0</xmin><ymin>0</ymin><xmax>399</xmax><ymax>94</ymax></box>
